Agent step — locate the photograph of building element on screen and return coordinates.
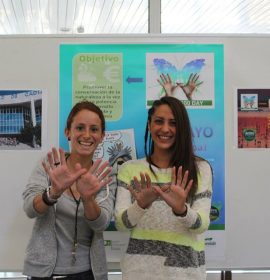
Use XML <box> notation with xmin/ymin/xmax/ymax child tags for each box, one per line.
<box><xmin>0</xmin><ymin>90</ymin><xmax>42</xmax><ymax>150</ymax></box>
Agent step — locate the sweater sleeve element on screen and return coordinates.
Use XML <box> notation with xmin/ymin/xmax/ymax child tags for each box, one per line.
<box><xmin>22</xmin><ymin>158</ymin><xmax>50</xmax><ymax>219</ymax></box>
<box><xmin>114</xmin><ymin>161</ymin><xmax>148</xmax><ymax>231</ymax></box>
<box><xmin>174</xmin><ymin>160</ymin><xmax>213</xmax><ymax>234</ymax></box>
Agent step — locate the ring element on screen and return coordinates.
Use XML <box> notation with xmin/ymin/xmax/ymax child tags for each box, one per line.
<box><xmin>54</xmin><ymin>162</ymin><xmax>60</xmax><ymax>166</ymax></box>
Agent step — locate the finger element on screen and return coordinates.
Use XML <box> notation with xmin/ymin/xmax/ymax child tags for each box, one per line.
<box><xmin>145</xmin><ymin>173</ymin><xmax>152</xmax><ymax>188</ymax></box>
<box><xmin>157</xmin><ymin>79</ymin><xmax>163</xmax><ymax>87</ymax></box>
<box><xmin>73</xmin><ymin>167</ymin><xmax>88</xmax><ymax>181</ymax></box>
<box><xmin>153</xmin><ymin>185</ymin><xmax>163</xmax><ymax>195</ymax></box>
<box><xmin>47</xmin><ymin>151</ymin><xmax>55</xmax><ymax>168</ymax></box>
<box><xmin>128</xmin><ymin>185</ymin><xmax>137</xmax><ymax>198</ymax></box>
<box><xmin>140</xmin><ymin>172</ymin><xmax>146</xmax><ymax>189</ymax></box>
<box><xmin>90</xmin><ymin>158</ymin><xmax>103</xmax><ymax>174</ymax></box>
<box><xmin>59</xmin><ymin>148</ymin><xmax>66</xmax><ymax>166</ymax></box>
<box><xmin>193</xmin><ymin>73</ymin><xmax>199</xmax><ymax>83</ymax></box>
<box><xmin>188</xmin><ymin>73</ymin><xmax>193</xmax><ymax>83</ymax></box>
<box><xmin>133</xmin><ymin>176</ymin><xmax>142</xmax><ymax>192</ymax></box>
<box><xmin>159</xmin><ymin>74</ymin><xmax>164</xmax><ymax>84</ymax></box>
<box><xmin>161</xmin><ymin>185</ymin><xmax>171</xmax><ymax>193</ymax></box>
<box><xmin>42</xmin><ymin>161</ymin><xmax>50</xmax><ymax>175</ymax></box>
<box><xmin>167</xmin><ymin>73</ymin><xmax>172</xmax><ymax>83</ymax></box>
<box><xmin>52</xmin><ymin>147</ymin><xmax>60</xmax><ymax>166</ymax></box>
<box><xmin>181</xmin><ymin>170</ymin><xmax>189</xmax><ymax>189</ymax></box>
<box><xmin>74</xmin><ymin>162</ymin><xmax>82</xmax><ymax>171</ymax></box>
<box><xmin>190</xmin><ymin>73</ymin><xmax>196</xmax><ymax>82</ymax></box>
<box><xmin>177</xmin><ymin>82</ymin><xmax>184</xmax><ymax>88</ymax></box>
<box><xmin>196</xmin><ymin>81</ymin><xmax>203</xmax><ymax>87</ymax></box>
<box><xmin>176</xmin><ymin>166</ymin><xmax>183</xmax><ymax>186</ymax></box>
<box><xmin>153</xmin><ymin>185</ymin><xmax>169</xmax><ymax>199</ymax></box>
<box><xmin>171</xmin><ymin>166</ymin><xmax>176</xmax><ymax>185</ymax></box>
<box><xmin>100</xmin><ymin>177</ymin><xmax>112</xmax><ymax>188</ymax></box>
<box><xmin>99</xmin><ymin>167</ymin><xmax>112</xmax><ymax>181</ymax></box>
<box><xmin>160</xmin><ymin>73</ymin><xmax>167</xmax><ymax>83</ymax></box>
<box><xmin>99</xmin><ymin>177</ymin><xmax>112</xmax><ymax>189</ymax></box>
<box><xmin>185</xmin><ymin>179</ymin><xmax>193</xmax><ymax>194</ymax></box>
<box><xmin>95</xmin><ymin>161</ymin><xmax>110</xmax><ymax>177</ymax></box>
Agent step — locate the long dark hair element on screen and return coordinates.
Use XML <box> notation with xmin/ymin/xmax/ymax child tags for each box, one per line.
<box><xmin>66</xmin><ymin>100</ymin><xmax>105</xmax><ymax>132</ymax></box>
<box><xmin>144</xmin><ymin>96</ymin><xmax>198</xmax><ymax>198</ymax></box>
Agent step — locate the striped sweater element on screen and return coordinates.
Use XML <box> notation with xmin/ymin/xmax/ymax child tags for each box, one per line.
<box><xmin>114</xmin><ymin>158</ymin><xmax>212</xmax><ymax>280</ymax></box>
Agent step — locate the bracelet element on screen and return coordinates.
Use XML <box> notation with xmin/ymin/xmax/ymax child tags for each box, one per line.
<box><xmin>42</xmin><ymin>188</ymin><xmax>58</xmax><ymax>206</ymax></box>
<box><xmin>48</xmin><ymin>187</ymin><xmax>61</xmax><ymax>200</ymax></box>
<box><xmin>173</xmin><ymin>204</ymin><xmax>188</xmax><ymax>217</ymax></box>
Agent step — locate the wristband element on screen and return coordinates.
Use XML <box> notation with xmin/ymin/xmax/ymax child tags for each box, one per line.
<box><xmin>173</xmin><ymin>204</ymin><xmax>187</xmax><ymax>217</ymax></box>
<box><xmin>48</xmin><ymin>187</ymin><xmax>61</xmax><ymax>200</ymax></box>
<box><xmin>42</xmin><ymin>188</ymin><xmax>58</xmax><ymax>206</ymax></box>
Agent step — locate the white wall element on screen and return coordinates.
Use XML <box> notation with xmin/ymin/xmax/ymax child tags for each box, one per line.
<box><xmin>0</xmin><ymin>35</ymin><xmax>270</xmax><ymax>272</ymax></box>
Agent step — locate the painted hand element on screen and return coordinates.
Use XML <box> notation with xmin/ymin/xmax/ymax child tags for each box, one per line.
<box><xmin>157</xmin><ymin>73</ymin><xmax>178</xmax><ymax>97</ymax></box>
<box><xmin>177</xmin><ymin>73</ymin><xmax>203</xmax><ymax>100</ymax></box>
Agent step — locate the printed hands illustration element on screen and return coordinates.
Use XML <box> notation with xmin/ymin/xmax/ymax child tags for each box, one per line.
<box><xmin>157</xmin><ymin>73</ymin><xmax>203</xmax><ymax>100</ymax></box>
<box><xmin>177</xmin><ymin>73</ymin><xmax>203</xmax><ymax>100</ymax></box>
<box><xmin>157</xmin><ymin>73</ymin><xmax>178</xmax><ymax>96</ymax></box>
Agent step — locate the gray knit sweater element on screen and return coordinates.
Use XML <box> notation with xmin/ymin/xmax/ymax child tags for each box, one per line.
<box><xmin>22</xmin><ymin>157</ymin><xmax>116</xmax><ymax>280</ymax></box>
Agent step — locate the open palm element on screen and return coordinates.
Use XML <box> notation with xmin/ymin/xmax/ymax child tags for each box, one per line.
<box><xmin>42</xmin><ymin>147</ymin><xmax>87</xmax><ymax>195</ymax></box>
<box><xmin>76</xmin><ymin>159</ymin><xmax>112</xmax><ymax>199</ymax></box>
<box><xmin>154</xmin><ymin>166</ymin><xmax>193</xmax><ymax>214</ymax></box>
<box><xmin>128</xmin><ymin>172</ymin><xmax>159</xmax><ymax>209</ymax></box>
<box><xmin>178</xmin><ymin>73</ymin><xmax>203</xmax><ymax>100</ymax></box>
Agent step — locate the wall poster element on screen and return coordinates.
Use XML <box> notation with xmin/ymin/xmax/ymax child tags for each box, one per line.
<box><xmin>0</xmin><ymin>89</ymin><xmax>46</xmax><ymax>150</ymax></box>
<box><xmin>60</xmin><ymin>44</ymin><xmax>224</xmax><ymax>263</ymax></box>
<box><xmin>237</xmin><ymin>88</ymin><xmax>270</xmax><ymax>149</ymax></box>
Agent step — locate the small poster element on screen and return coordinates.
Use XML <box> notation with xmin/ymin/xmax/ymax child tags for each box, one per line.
<box><xmin>146</xmin><ymin>53</ymin><xmax>215</xmax><ymax>108</ymax></box>
<box><xmin>93</xmin><ymin>128</ymin><xmax>137</xmax><ymax>172</ymax></box>
<box><xmin>237</xmin><ymin>88</ymin><xmax>270</xmax><ymax>148</ymax></box>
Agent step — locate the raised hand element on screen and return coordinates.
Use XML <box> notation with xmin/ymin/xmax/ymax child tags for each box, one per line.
<box><xmin>177</xmin><ymin>73</ymin><xmax>203</xmax><ymax>100</ymax></box>
<box><xmin>157</xmin><ymin>73</ymin><xmax>178</xmax><ymax>97</ymax></box>
<box><xmin>76</xmin><ymin>159</ymin><xmax>112</xmax><ymax>201</ymax></box>
<box><xmin>128</xmin><ymin>172</ymin><xmax>159</xmax><ymax>209</ymax></box>
<box><xmin>42</xmin><ymin>147</ymin><xmax>87</xmax><ymax>197</ymax></box>
<box><xmin>153</xmin><ymin>166</ymin><xmax>193</xmax><ymax>215</ymax></box>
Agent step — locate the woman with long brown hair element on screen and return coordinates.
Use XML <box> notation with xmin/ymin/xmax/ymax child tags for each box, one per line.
<box><xmin>115</xmin><ymin>96</ymin><xmax>212</xmax><ymax>280</ymax></box>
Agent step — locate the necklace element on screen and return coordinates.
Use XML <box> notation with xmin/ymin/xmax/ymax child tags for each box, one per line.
<box><xmin>69</xmin><ymin>186</ymin><xmax>81</xmax><ymax>264</ymax></box>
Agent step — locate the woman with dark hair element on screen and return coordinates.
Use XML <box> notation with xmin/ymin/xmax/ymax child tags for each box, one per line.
<box><xmin>23</xmin><ymin>100</ymin><xmax>116</xmax><ymax>280</ymax></box>
<box><xmin>115</xmin><ymin>96</ymin><xmax>212</xmax><ymax>280</ymax></box>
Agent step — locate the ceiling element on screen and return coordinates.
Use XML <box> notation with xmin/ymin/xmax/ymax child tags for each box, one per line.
<box><xmin>0</xmin><ymin>0</ymin><xmax>269</xmax><ymax>35</ymax></box>
<box><xmin>0</xmin><ymin>0</ymin><xmax>149</xmax><ymax>34</ymax></box>
<box><xmin>162</xmin><ymin>0</ymin><xmax>270</xmax><ymax>34</ymax></box>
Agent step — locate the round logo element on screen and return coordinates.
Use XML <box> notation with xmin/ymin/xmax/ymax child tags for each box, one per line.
<box><xmin>210</xmin><ymin>206</ymin><xmax>220</xmax><ymax>222</ymax></box>
<box><xmin>243</xmin><ymin>129</ymin><xmax>256</xmax><ymax>142</ymax></box>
